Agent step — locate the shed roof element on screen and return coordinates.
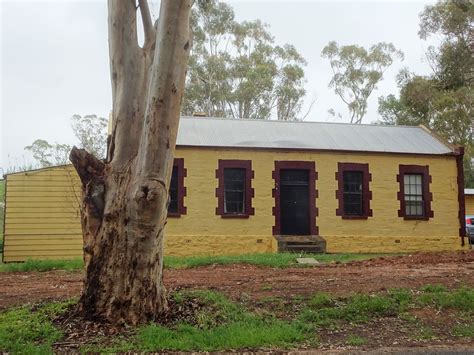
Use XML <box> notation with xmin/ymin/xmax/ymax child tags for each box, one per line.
<box><xmin>177</xmin><ymin>117</ymin><xmax>454</xmax><ymax>155</ymax></box>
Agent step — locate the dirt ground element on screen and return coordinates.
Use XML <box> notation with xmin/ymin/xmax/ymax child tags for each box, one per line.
<box><xmin>1</xmin><ymin>251</ymin><xmax>473</xmax><ymax>310</ymax></box>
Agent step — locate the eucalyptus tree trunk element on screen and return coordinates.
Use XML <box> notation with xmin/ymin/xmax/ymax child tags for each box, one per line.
<box><xmin>69</xmin><ymin>0</ymin><xmax>191</xmax><ymax>325</ymax></box>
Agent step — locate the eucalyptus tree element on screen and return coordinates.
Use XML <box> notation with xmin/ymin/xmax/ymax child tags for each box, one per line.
<box><xmin>24</xmin><ymin>139</ymin><xmax>71</xmax><ymax>167</ymax></box>
<box><xmin>378</xmin><ymin>0</ymin><xmax>473</xmax><ymax>185</ymax></box>
<box><xmin>69</xmin><ymin>0</ymin><xmax>192</xmax><ymax>324</ymax></box>
<box><xmin>183</xmin><ymin>0</ymin><xmax>307</xmax><ymax>120</ymax></box>
<box><xmin>25</xmin><ymin>114</ymin><xmax>107</xmax><ymax>167</ymax></box>
<box><xmin>71</xmin><ymin>114</ymin><xmax>108</xmax><ymax>158</ymax></box>
<box><xmin>321</xmin><ymin>41</ymin><xmax>403</xmax><ymax>124</ymax></box>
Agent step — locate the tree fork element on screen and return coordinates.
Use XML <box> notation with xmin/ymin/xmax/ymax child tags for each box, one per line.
<box><xmin>71</xmin><ymin>0</ymin><xmax>192</xmax><ymax>325</ymax></box>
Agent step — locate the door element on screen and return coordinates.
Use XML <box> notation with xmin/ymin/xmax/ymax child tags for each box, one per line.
<box><xmin>280</xmin><ymin>169</ymin><xmax>310</xmax><ymax>235</ymax></box>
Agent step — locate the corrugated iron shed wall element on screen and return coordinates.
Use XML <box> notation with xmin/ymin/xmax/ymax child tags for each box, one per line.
<box><xmin>3</xmin><ymin>166</ymin><xmax>83</xmax><ymax>262</ymax></box>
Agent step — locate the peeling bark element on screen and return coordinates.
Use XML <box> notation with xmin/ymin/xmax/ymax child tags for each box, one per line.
<box><xmin>71</xmin><ymin>0</ymin><xmax>192</xmax><ymax>325</ymax></box>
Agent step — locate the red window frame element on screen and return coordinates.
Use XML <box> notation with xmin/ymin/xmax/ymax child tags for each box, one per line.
<box><xmin>215</xmin><ymin>160</ymin><xmax>255</xmax><ymax>218</ymax></box>
<box><xmin>397</xmin><ymin>164</ymin><xmax>433</xmax><ymax>220</ymax></box>
<box><xmin>335</xmin><ymin>162</ymin><xmax>373</xmax><ymax>219</ymax></box>
<box><xmin>168</xmin><ymin>158</ymin><xmax>187</xmax><ymax>218</ymax></box>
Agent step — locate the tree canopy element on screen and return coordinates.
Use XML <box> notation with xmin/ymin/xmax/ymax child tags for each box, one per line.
<box><xmin>24</xmin><ymin>140</ymin><xmax>71</xmax><ymax>167</ymax></box>
<box><xmin>182</xmin><ymin>0</ymin><xmax>308</xmax><ymax>120</ymax></box>
<box><xmin>71</xmin><ymin>114</ymin><xmax>108</xmax><ymax>158</ymax></box>
<box><xmin>321</xmin><ymin>41</ymin><xmax>403</xmax><ymax>124</ymax></box>
<box><xmin>378</xmin><ymin>0</ymin><xmax>473</xmax><ymax>185</ymax></box>
<box><xmin>25</xmin><ymin>114</ymin><xmax>108</xmax><ymax>168</ymax></box>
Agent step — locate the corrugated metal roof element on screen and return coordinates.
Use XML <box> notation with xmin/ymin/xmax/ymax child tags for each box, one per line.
<box><xmin>177</xmin><ymin>117</ymin><xmax>454</xmax><ymax>155</ymax></box>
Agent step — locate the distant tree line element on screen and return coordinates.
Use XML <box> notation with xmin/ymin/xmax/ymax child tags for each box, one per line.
<box><xmin>25</xmin><ymin>114</ymin><xmax>107</xmax><ymax>167</ymax></box>
<box><xmin>25</xmin><ymin>1</ymin><xmax>472</xmax><ymax>185</ymax></box>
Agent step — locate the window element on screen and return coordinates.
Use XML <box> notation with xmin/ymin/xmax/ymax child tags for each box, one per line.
<box><xmin>336</xmin><ymin>163</ymin><xmax>372</xmax><ymax>219</ymax></box>
<box><xmin>168</xmin><ymin>166</ymin><xmax>179</xmax><ymax>214</ymax></box>
<box><xmin>404</xmin><ymin>174</ymin><xmax>424</xmax><ymax>217</ymax></box>
<box><xmin>224</xmin><ymin>168</ymin><xmax>246</xmax><ymax>214</ymax></box>
<box><xmin>167</xmin><ymin>158</ymin><xmax>187</xmax><ymax>217</ymax></box>
<box><xmin>397</xmin><ymin>165</ymin><xmax>433</xmax><ymax>220</ymax></box>
<box><xmin>216</xmin><ymin>160</ymin><xmax>254</xmax><ymax>218</ymax></box>
<box><xmin>343</xmin><ymin>171</ymin><xmax>363</xmax><ymax>216</ymax></box>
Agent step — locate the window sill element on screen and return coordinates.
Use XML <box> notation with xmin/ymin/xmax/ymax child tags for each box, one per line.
<box><xmin>341</xmin><ymin>215</ymin><xmax>369</xmax><ymax>220</ymax></box>
<box><xmin>167</xmin><ymin>213</ymin><xmax>182</xmax><ymax>218</ymax></box>
<box><xmin>221</xmin><ymin>214</ymin><xmax>250</xmax><ymax>219</ymax></box>
<box><xmin>403</xmin><ymin>216</ymin><xmax>429</xmax><ymax>221</ymax></box>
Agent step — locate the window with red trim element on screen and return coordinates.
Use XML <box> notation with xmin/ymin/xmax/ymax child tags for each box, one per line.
<box><xmin>168</xmin><ymin>158</ymin><xmax>186</xmax><ymax>217</ymax></box>
<box><xmin>336</xmin><ymin>163</ymin><xmax>372</xmax><ymax>219</ymax></box>
<box><xmin>216</xmin><ymin>160</ymin><xmax>254</xmax><ymax>218</ymax></box>
<box><xmin>397</xmin><ymin>165</ymin><xmax>433</xmax><ymax>220</ymax></box>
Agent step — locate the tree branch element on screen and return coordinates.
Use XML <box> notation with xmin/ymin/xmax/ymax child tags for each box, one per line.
<box><xmin>138</xmin><ymin>0</ymin><xmax>156</xmax><ymax>47</ymax></box>
<box><xmin>136</xmin><ymin>0</ymin><xmax>192</xmax><ymax>178</ymax></box>
<box><xmin>300</xmin><ymin>94</ymin><xmax>317</xmax><ymax>120</ymax></box>
<box><xmin>108</xmin><ymin>0</ymin><xmax>139</xmax><ymax>101</ymax></box>
<box><xmin>70</xmin><ymin>147</ymin><xmax>105</xmax><ymax>186</ymax></box>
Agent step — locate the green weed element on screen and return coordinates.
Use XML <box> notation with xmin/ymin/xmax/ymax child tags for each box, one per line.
<box><xmin>0</xmin><ymin>253</ymin><xmax>393</xmax><ymax>272</ymax></box>
<box><xmin>420</xmin><ymin>284</ymin><xmax>447</xmax><ymax>293</ymax></box>
<box><xmin>417</xmin><ymin>285</ymin><xmax>474</xmax><ymax>312</ymax></box>
<box><xmin>415</xmin><ymin>326</ymin><xmax>437</xmax><ymax>340</ymax></box>
<box><xmin>3</xmin><ymin>284</ymin><xmax>474</xmax><ymax>353</ymax></box>
<box><xmin>346</xmin><ymin>334</ymin><xmax>366</xmax><ymax>346</ymax></box>
<box><xmin>299</xmin><ymin>292</ymin><xmax>404</xmax><ymax>327</ymax></box>
<box><xmin>135</xmin><ymin>319</ymin><xmax>304</xmax><ymax>352</ymax></box>
<box><xmin>452</xmin><ymin>324</ymin><xmax>474</xmax><ymax>338</ymax></box>
<box><xmin>308</xmin><ymin>293</ymin><xmax>334</xmax><ymax>309</ymax></box>
<box><xmin>87</xmin><ymin>290</ymin><xmax>306</xmax><ymax>352</ymax></box>
<box><xmin>0</xmin><ymin>300</ymin><xmax>73</xmax><ymax>353</ymax></box>
<box><xmin>0</xmin><ymin>258</ymin><xmax>84</xmax><ymax>272</ymax></box>
<box><xmin>164</xmin><ymin>253</ymin><xmax>390</xmax><ymax>269</ymax></box>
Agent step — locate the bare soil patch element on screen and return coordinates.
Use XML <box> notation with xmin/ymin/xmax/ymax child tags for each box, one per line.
<box><xmin>1</xmin><ymin>251</ymin><xmax>473</xmax><ymax>310</ymax></box>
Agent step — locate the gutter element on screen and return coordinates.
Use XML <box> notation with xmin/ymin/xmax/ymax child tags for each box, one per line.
<box><xmin>455</xmin><ymin>146</ymin><xmax>466</xmax><ymax>247</ymax></box>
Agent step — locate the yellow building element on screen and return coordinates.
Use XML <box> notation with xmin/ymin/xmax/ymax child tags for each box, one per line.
<box><xmin>465</xmin><ymin>189</ymin><xmax>474</xmax><ymax>216</ymax></box>
<box><xmin>2</xmin><ymin>117</ymin><xmax>468</xmax><ymax>262</ymax></box>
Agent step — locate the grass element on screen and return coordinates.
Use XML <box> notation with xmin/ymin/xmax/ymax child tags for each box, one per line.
<box><xmin>135</xmin><ymin>318</ymin><xmax>303</xmax><ymax>352</ymax></box>
<box><xmin>416</xmin><ymin>284</ymin><xmax>474</xmax><ymax>312</ymax></box>
<box><xmin>453</xmin><ymin>324</ymin><xmax>474</xmax><ymax>338</ymax></box>
<box><xmin>297</xmin><ymin>291</ymin><xmax>404</xmax><ymax>327</ymax></box>
<box><xmin>0</xmin><ymin>300</ymin><xmax>73</xmax><ymax>353</ymax></box>
<box><xmin>346</xmin><ymin>334</ymin><xmax>366</xmax><ymax>346</ymax></box>
<box><xmin>415</xmin><ymin>326</ymin><xmax>437</xmax><ymax>340</ymax></box>
<box><xmin>1</xmin><ymin>285</ymin><xmax>473</xmax><ymax>352</ymax></box>
<box><xmin>0</xmin><ymin>258</ymin><xmax>84</xmax><ymax>272</ymax></box>
<box><xmin>0</xmin><ymin>252</ymin><xmax>388</xmax><ymax>272</ymax></box>
<box><xmin>163</xmin><ymin>252</ymin><xmax>387</xmax><ymax>269</ymax></box>
<box><xmin>296</xmin><ymin>286</ymin><xmax>474</xmax><ymax>330</ymax></box>
<box><xmin>85</xmin><ymin>289</ymin><xmax>307</xmax><ymax>352</ymax></box>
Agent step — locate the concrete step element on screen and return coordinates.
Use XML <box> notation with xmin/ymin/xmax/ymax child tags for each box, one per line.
<box><xmin>275</xmin><ymin>235</ymin><xmax>326</xmax><ymax>253</ymax></box>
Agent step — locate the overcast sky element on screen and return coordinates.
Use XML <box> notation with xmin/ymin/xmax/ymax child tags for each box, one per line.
<box><xmin>0</xmin><ymin>0</ymin><xmax>436</xmax><ymax>171</ymax></box>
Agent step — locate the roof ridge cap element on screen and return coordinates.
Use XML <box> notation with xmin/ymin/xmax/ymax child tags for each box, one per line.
<box><xmin>180</xmin><ymin>116</ymin><xmax>423</xmax><ymax>128</ymax></box>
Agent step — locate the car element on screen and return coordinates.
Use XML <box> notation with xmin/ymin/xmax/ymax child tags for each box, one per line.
<box><xmin>465</xmin><ymin>215</ymin><xmax>474</xmax><ymax>245</ymax></box>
